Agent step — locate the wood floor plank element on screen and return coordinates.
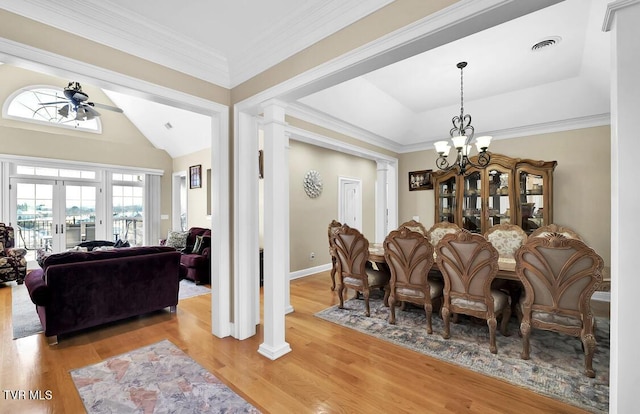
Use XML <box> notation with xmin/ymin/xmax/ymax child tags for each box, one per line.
<box><xmin>0</xmin><ymin>272</ymin><xmax>596</xmax><ymax>413</ymax></box>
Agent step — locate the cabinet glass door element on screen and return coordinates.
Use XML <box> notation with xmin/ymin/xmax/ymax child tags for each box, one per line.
<box><xmin>487</xmin><ymin>168</ymin><xmax>511</xmax><ymax>228</ymax></box>
<box><xmin>437</xmin><ymin>176</ymin><xmax>456</xmax><ymax>223</ymax></box>
<box><xmin>519</xmin><ymin>171</ymin><xmax>545</xmax><ymax>233</ymax></box>
<box><xmin>462</xmin><ymin>171</ymin><xmax>482</xmax><ymax>233</ymax></box>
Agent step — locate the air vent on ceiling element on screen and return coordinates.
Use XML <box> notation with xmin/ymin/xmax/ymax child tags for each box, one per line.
<box><xmin>531</xmin><ymin>36</ymin><xmax>562</xmax><ymax>52</ymax></box>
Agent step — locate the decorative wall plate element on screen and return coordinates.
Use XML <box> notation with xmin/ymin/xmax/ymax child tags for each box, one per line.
<box><xmin>303</xmin><ymin>170</ymin><xmax>323</xmax><ymax>198</ymax></box>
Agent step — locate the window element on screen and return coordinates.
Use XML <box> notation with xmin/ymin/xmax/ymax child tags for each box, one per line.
<box><xmin>3</xmin><ymin>86</ymin><xmax>101</xmax><ymax>133</ymax></box>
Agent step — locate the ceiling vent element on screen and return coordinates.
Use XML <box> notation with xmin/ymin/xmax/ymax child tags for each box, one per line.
<box><xmin>531</xmin><ymin>36</ymin><xmax>561</xmax><ymax>52</ymax></box>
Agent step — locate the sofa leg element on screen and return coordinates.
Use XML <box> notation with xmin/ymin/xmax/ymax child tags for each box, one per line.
<box><xmin>170</xmin><ymin>305</ymin><xmax>177</xmax><ymax>313</ymax></box>
<box><xmin>46</xmin><ymin>335</ymin><xmax>58</xmax><ymax>346</ymax></box>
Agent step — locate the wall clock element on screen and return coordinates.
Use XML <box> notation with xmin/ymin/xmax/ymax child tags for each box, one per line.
<box><xmin>303</xmin><ymin>170</ymin><xmax>323</xmax><ymax>198</ymax></box>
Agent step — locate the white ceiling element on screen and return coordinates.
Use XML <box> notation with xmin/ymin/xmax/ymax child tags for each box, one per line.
<box><xmin>0</xmin><ymin>0</ymin><xmax>612</xmax><ymax>157</ymax></box>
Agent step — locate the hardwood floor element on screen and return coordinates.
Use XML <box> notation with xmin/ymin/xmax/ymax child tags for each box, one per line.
<box><xmin>1</xmin><ymin>271</ymin><xmax>598</xmax><ymax>413</ymax></box>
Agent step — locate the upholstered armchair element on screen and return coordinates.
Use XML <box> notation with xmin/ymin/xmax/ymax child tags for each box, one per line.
<box><xmin>0</xmin><ymin>223</ymin><xmax>28</xmax><ymax>284</ymax></box>
<box><xmin>384</xmin><ymin>227</ymin><xmax>443</xmax><ymax>333</ymax></box>
<box><xmin>327</xmin><ymin>220</ymin><xmax>342</xmax><ymax>291</ymax></box>
<box><xmin>161</xmin><ymin>227</ymin><xmax>211</xmax><ymax>284</ymax></box>
<box><xmin>515</xmin><ymin>233</ymin><xmax>603</xmax><ymax>377</ymax></box>
<box><xmin>435</xmin><ymin>230</ymin><xmax>511</xmax><ymax>354</ymax></box>
<box><xmin>331</xmin><ymin>224</ymin><xmax>390</xmax><ymax>317</ymax></box>
<box><xmin>398</xmin><ymin>219</ymin><xmax>428</xmax><ymax>237</ymax></box>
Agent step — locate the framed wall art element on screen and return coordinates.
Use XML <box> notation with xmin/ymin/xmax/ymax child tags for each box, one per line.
<box><xmin>408</xmin><ymin>169</ymin><xmax>433</xmax><ymax>191</ymax></box>
<box><xmin>189</xmin><ymin>164</ymin><xmax>202</xmax><ymax>189</ymax></box>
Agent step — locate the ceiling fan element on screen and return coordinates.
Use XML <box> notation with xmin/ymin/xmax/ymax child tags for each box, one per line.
<box><xmin>39</xmin><ymin>81</ymin><xmax>124</xmax><ymax>121</ymax></box>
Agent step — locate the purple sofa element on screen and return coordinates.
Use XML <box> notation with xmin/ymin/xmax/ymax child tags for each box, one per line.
<box><xmin>24</xmin><ymin>246</ymin><xmax>181</xmax><ymax>344</ymax></box>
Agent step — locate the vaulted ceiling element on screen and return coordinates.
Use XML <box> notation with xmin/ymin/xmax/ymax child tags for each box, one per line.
<box><xmin>0</xmin><ymin>0</ymin><xmax>611</xmax><ymax>157</ymax></box>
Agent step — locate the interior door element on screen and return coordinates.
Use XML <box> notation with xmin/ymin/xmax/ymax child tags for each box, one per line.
<box><xmin>339</xmin><ymin>178</ymin><xmax>362</xmax><ymax>230</ymax></box>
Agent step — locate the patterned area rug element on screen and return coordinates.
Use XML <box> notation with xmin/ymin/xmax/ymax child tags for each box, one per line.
<box><xmin>315</xmin><ymin>297</ymin><xmax>609</xmax><ymax>413</ymax></box>
<box><xmin>71</xmin><ymin>339</ymin><xmax>260</xmax><ymax>413</ymax></box>
<box><xmin>11</xmin><ymin>280</ymin><xmax>210</xmax><ymax>339</ymax></box>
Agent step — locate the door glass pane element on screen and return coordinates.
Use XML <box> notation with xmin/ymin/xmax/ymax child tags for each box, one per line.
<box><xmin>520</xmin><ymin>172</ymin><xmax>544</xmax><ymax>233</ymax></box>
<box><xmin>462</xmin><ymin>171</ymin><xmax>481</xmax><ymax>233</ymax></box>
<box><xmin>65</xmin><ymin>185</ymin><xmax>97</xmax><ymax>248</ymax></box>
<box><xmin>487</xmin><ymin>169</ymin><xmax>511</xmax><ymax>227</ymax></box>
<box><xmin>437</xmin><ymin>176</ymin><xmax>456</xmax><ymax>223</ymax></box>
<box><xmin>113</xmin><ymin>185</ymin><xmax>144</xmax><ymax>246</ymax></box>
<box><xmin>15</xmin><ymin>182</ymin><xmax>54</xmax><ymax>261</ymax></box>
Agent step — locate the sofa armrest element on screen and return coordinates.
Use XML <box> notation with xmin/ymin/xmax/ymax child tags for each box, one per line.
<box><xmin>25</xmin><ymin>269</ymin><xmax>49</xmax><ymax>306</ymax></box>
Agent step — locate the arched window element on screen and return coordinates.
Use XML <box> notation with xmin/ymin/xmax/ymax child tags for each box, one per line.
<box><xmin>3</xmin><ymin>85</ymin><xmax>101</xmax><ymax>133</ymax></box>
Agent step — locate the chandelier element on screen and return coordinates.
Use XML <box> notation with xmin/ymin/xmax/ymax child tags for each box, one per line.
<box><xmin>434</xmin><ymin>62</ymin><xmax>492</xmax><ymax>175</ymax></box>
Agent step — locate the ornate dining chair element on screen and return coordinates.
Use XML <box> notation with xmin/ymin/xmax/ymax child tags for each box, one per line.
<box><xmin>398</xmin><ymin>219</ymin><xmax>428</xmax><ymax>237</ymax></box>
<box><xmin>0</xmin><ymin>223</ymin><xmax>28</xmax><ymax>284</ymax></box>
<box><xmin>529</xmin><ymin>223</ymin><xmax>583</xmax><ymax>241</ymax></box>
<box><xmin>330</xmin><ymin>224</ymin><xmax>390</xmax><ymax>317</ymax></box>
<box><xmin>426</xmin><ymin>221</ymin><xmax>461</xmax><ymax>248</ymax></box>
<box><xmin>435</xmin><ymin>230</ymin><xmax>511</xmax><ymax>354</ymax></box>
<box><xmin>327</xmin><ymin>220</ymin><xmax>342</xmax><ymax>290</ymax></box>
<box><xmin>384</xmin><ymin>227</ymin><xmax>443</xmax><ymax>333</ymax></box>
<box><xmin>514</xmin><ymin>233</ymin><xmax>603</xmax><ymax>377</ymax></box>
<box><xmin>485</xmin><ymin>223</ymin><xmax>528</xmax><ymax>308</ymax></box>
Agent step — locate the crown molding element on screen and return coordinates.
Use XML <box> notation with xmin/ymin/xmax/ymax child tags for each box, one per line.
<box><xmin>288</xmin><ymin>100</ymin><xmax>610</xmax><ymax>155</ymax></box>
<box><xmin>0</xmin><ymin>0</ymin><xmax>231</xmax><ymax>87</ymax></box>
<box><xmin>228</xmin><ymin>0</ymin><xmax>393</xmax><ymax>87</ymax></box>
<box><xmin>397</xmin><ymin>113</ymin><xmax>611</xmax><ymax>153</ymax></box>
<box><xmin>286</xmin><ymin>103</ymin><xmax>403</xmax><ymax>154</ymax></box>
<box><xmin>603</xmin><ymin>0</ymin><xmax>640</xmax><ymax>31</ymax></box>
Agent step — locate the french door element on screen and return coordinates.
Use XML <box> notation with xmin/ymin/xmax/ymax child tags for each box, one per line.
<box><xmin>10</xmin><ymin>178</ymin><xmax>102</xmax><ymax>259</ymax></box>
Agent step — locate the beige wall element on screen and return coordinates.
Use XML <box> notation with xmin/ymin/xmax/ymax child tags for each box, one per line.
<box><xmin>289</xmin><ymin>140</ymin><xmax>377</xmax><ymax>272</ymax></box>
<box><xmin>398</xmin><ymin>126</ymin><xmax>611</xmax><ymax>265</ymax></box>
<box><xmin>173</xmin><ymin>148</ymin><xmax>212</xmax><ymax>230</ymax></box>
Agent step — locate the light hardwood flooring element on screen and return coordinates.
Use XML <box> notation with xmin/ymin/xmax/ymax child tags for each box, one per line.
<box><xmin>0</xmin><ymin>271</ymin><xmax>605</xmax><ymax>413</ymax></box>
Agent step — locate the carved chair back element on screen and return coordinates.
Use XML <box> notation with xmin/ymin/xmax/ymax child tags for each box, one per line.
<box><xmin>485</xmin><ymin>223</ymin><xmax>528</xmax><ymax>259</ymax></box>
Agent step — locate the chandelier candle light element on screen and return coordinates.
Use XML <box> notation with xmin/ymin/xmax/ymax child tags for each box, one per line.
<box><xmin>434</xmin><ymin>62</ymin><xmax>492</xmax><ymax>175</ymax></box>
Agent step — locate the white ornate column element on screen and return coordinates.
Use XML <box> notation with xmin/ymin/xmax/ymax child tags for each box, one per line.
<box><xmin>375</xmin><ymin>160</ymin><xmax>389</xmax><ymax>243</ymax></box>
<box><xmin>604</xmin><ymin>1</ymin><xmax>640</xmax><ymax>412</ymax></box>
<box><xmin>258</xmin><ymin>100</ymin><xmax>292</xmax><ymax>360</ymax></box>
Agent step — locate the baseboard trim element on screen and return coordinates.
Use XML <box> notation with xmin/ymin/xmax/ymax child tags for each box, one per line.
<box><xmin>290</xmin><ymin>263</ymin><xmax>331</xmax><ymax>280</ymax></box>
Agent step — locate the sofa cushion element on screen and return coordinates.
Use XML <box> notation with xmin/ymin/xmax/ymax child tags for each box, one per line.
<box><xmin>42</xmin><ymin>246</ymin><xmax>176</xmax><ymax>270</ymax></box>
<box><xmin>181</xmin><ymin>253</ymin><xmax>208</xmax><ymax>268</ymax></box>
<box><xmin>165</xmin><ymin>230</ymin><xmax>188</xmax><ymax>250</ymax></box>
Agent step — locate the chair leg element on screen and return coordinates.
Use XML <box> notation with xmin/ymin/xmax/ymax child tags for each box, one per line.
<box><xmin>582</xmin><ymin>333</ymin><xmax>597</xmax><ymax>378</ymax></box>
<box><xmin>424</xmin><ymin>303</ymin><xmax>433</xmax><ymax>334</ymax></box>
<box><xmin>441</xmin><ymin>306</ymin><xmax>451</xmax><ymax>339</ymax></box>
<box><xmin>500</xmin><ymin>306</ymin><xmax>511</xmax><ymax>337</ymax></box>
<box><xmin>388</xmin><ymin>296</ymin><xmax>396</xmax><ymax>324</ymax></box>
<box><xmin>338</xmin><ymin>283</ymin><xmax>345</xmax><ymax>309</ymax></box>
<box><xmin>363</xmin><ymin>290</ymin><xmax>371</xmax><ymax>317</ymax></box>
<box><xmin>520</xmin><ymin>320</ymin><xmax>531</xmax><ymax>360</ymax></box>
<box><xmin>487</xmin><ymin>316</ymin><xmax>498</xmax><ymax>354</ymax></box>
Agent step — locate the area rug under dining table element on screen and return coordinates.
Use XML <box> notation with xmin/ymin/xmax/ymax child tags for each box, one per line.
<box><xmin>70</xmin><ymin>339</ymin><xmax>260</xmax><ymax>413</ymax></box>
<box><xmin>315</xmin><ymin>297</ymin><xmax>609</xmax><ymax>413</ymax></box>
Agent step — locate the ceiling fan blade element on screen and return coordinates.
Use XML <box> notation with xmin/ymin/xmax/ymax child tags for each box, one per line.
<box><xmin>75</xmin><ymin>105</ymin><xmax>101</xmax><ymax>120</ymax></box>
<box><xmin>38</xmin><ymin>101</ymin><xmax>69</xmax><ymax>105</ymax></box>
<box><xmin>90</xmin><ymin>102</ymin><xmax>124</xmax><ymax>113</ymax></box>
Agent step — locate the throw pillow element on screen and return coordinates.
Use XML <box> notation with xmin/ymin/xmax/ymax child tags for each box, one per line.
<box><xmin>165</xmin><ymin>230</ymin><xmax>188</xmax><ymax>251</ymax></box>
<box><xmin>192</xmin><ymin>235</ymin><xmax>204</xmax><ymax>254</ymax></box>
